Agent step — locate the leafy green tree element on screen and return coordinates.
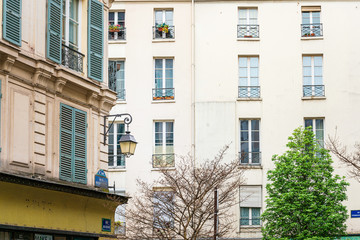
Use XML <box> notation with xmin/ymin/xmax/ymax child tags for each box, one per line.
<box><xmin>262</xmin><ymin>127</ymin><xmax>349</xmax><ymax>240</ymax></box>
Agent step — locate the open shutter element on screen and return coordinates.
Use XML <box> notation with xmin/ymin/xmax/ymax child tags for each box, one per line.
<box><xmin>46</xmin><ymin>0</ymin><xmax>62</xmax><ymax>64</ymax></box>
<box><xmin>3</xmin><ymin>0</ymin><xmax>22</xmax><ymax>46</ymax></box>
<box><xmin>60</xmin><ymin>104</ymin><xmax>74</xmax><ymax>182</ymax></box>
<box><xmin>73</xmin><ymin>109</ymin><xmax>87</xmax><ymax>184</ymax></box>
<box><xmin>88</xmin><ymin>0</ymin><xmax>104</xmax><ymax>81</ymax></box>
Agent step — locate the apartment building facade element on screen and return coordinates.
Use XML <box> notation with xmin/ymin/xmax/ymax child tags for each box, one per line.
<box><xmin>0</xmin><ymin>0</ymin><xmax>127</xmax><ymax>239</ymax></box>
<box><xmin>108</xmin><ymin>0</ymin><xmax>360</xmax><ymax>238</ymax></box>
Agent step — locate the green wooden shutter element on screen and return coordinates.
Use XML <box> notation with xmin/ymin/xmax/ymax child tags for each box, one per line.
<box><xmin>3</xmin><ymin>0</ymin><xmax>22</xmax><ymax>46</ymax></box>
<box><xmin>0</xmin><ymin>80</ymin><xmax>2</xmax><ymax>153</ymax></box>
<box><xmin>73</xmin><ymin>109</ymin><xmax>87</xmax><ymax>184</ymax></box>
<box><xmin>46</xmin><ymin>0</ymin><xmax>62</xmax><ymax>64</ymax></box>
<box><xmin>88</xmin><ymin>0</ymin><xmax>104</xmax><ymax>81</ymax></box>
<box><xmin>59</xmin><ymin>104</ymin><xmax>74</xmax><ymax>182</ymax></box>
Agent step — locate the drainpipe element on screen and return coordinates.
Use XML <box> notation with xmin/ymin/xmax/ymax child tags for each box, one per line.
<box><xmin>191</xmin><ymin>0</ymin><xmax>196</xmax><ymax>161</ymax></box>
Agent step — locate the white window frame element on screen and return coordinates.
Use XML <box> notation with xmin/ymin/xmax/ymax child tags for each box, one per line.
<box><xmin>108</xmin><ymin>122</ymin><xmax>126</xmax><ymax>168</ymax></box>
<box><xmin>153</xmin><ymin>121</ymin><xmax>174</xmax><ymax>168</ymax></box>
<box><xmin>238</xmin><ymin>8</ymin><xmax>258</xmax><ymax>25</ymax></box>
<box><xmin>154</xmin><ymin>58</ymin><xmax>174</xmax><ymax>100</ymax></box>
<box><xmin>108</xmin><ymin>60</ymin><xmax>126</xmax><ymax>100</ymax></box>
<box><xmin>237</xmin><ymin>8</ymin><xmax>258</xmax><ymax>38</ymax></box>
<box><xmin>239</xmin><ymin>186</ymin><xmax>262</xmax><ymax>226</ymax></box>
<box><xmin>62</xmin><ymin>0</ymin><xmax>81</xmax><ymax>50</ymax></box>
<box><xmin>154</xmin><ymin>9</ymin><xmax>173</xmax><ymax>25</ymax></box>
<box><xmin>238</xmin><ymin>56</ymin><xmax>260</xmax><ymax>98</ymax></box>
<box><xmin>240</xmin><ymin>119</ymin><xmax>260</xmax><ymax>165</ymax></box>
<box><xmin>303</xmin><ymin>55</ymin><xmax>323</xmax><ymax>97</ymax></box>
<box><xmin>115</xmin><ymin>204</ymin><xmax>126</xmax><ymax>235</ymax></box>
<box><xmin>304</xmin><ymin>118</ymin><xmax>324</xmax><ymax>147</ymax></box>
<box><xmin>153</xmin><ymin>190</ymin><xmax>174</xmax><ymax>229</ymax></box>
<box><xmin>109</xmin><ymin>11</ymin><xmax>125</xmax><ymax>40</ymax></box>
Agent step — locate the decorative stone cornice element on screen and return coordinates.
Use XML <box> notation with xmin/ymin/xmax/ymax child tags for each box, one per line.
<box><xmin>99</xmin><ymin>88</ymin><xmax>116</xmax><ymax>112</ymax></box>
<box><xmin>33</xmin><ymin>68</ymin><xmax>52</xmax><ymax>87</ymax></box>
<box><xmin>55</xmin><ymin>78</ymin><xmax>67</xmax><ymax>94</ymax></box>
<box><xmin>87</xmin><ymin>91</ymin><xmax>99</xmax><ymax>106</ymax></box>
<box><xmin>0</xmin><ymin>54</ymin><xmax>16</xmax><ymax>73</ymax></box>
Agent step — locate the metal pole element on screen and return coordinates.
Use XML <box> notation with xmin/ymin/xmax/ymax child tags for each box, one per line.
<box><xmin>214</xmin><ymin>187</ymin><xmax>218</xmax><ymax>240</ymax></box>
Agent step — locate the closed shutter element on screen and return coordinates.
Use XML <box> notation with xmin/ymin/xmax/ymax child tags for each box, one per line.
<box><xmin>88</xmin><ymin>0</ymin><xmax>104</xmax><ymax>81</ymax></box>
<box><xmin>3</xmin><ymin>0</ymin><xmax>22</xmax><ymax>46</ymax></box>
<box><xmin>46</xmin><ymin>0</ymin><xmax>62</xmax><ymax>64</ymax></box>
<box><xmin>240</xmin><ymin>186</ymin><xmax>262</xmax><ymax>207</ymax></box>
<box><xmin>60</xmin><ymin>104</ymin><xmax>74</xmax><ymax>182</ymax></box>
<box><xmin>60</xmin><ymin>104</ymin><xmax>87</xmax><ymax>184</ymax></box>
<box><xmin>73</xmin><ymin>109</ymin><xmax>87</xmax><ymax>184</ymax></box>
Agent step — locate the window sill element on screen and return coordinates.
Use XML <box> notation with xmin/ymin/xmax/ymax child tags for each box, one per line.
<box><xmin>108</xmin><ymin>167</ymin><xmax>126</xmax><ymax>172</ymax></box>
<box><xmin>237</xmin><ymin>98</ymin><xmax>262</xmax><ymax>101</ymax></box>
<box><xmin>238</xmin><ymin>225</ymin><xmax>262</xmax><ymax>231</ymax></box>
<box><xmin>151</xmin><ymin>167</ymin><xmax>176</xmax><ymax>171</ymax></box>
<box><xmin>301</xmin><ymin>36</ymin><xmax>323</xmax><ymax>40</ymax></box>
<box><xmin>152</xmin><ymin>100</ymin><xmax>176</xmax><ymax>104</ymax></box>
<box><xmin>109</xmin><ymin>40</ymin><xmax>127</xmax><ymax>44</ymax></box>
<box><xmin>152</xmin><ymin>39</ymin><xmax>175</xmax><ymax>43</ymax></box>
<box><xmin>116</xmin><ymin>99</ymin><xmax>127</xmax><ymax>104</ymax></box>
<box><xmin>239</xmin><ymin>164</ymin><xmax>262</xmax><ymax>169</ymax></box>
<box><xmin>302</xmin><ymin>96</ymin><xmax>326</xmax><ymax>101</ymax></box>
<box><xmin>237</xmin><ymin>37</ymin><xmax>260</xmax><ymax>41</ymax></box>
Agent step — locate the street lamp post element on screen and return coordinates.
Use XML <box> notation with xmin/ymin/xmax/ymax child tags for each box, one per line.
<box><xmin>103</xmin><ymin>113</ymin><xmax>137</xmax><ymax>157</ymax></box>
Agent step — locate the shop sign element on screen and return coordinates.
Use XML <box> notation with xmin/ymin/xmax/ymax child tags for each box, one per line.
<box><xmin>95</xmin><ymin>169</ymin><xmax>108</xmax><ymax>189</ymax></box>
<box><xmin>351</xmin><ymin>210</ymin><xmax>360</xmax><ymax>218</ymax></box>
<box><xmin>102</xmin><ymin>218</ymin><xmax>111</xmax><ymax>232</ymax></box>
<box><xmin>35</xmin><ymin>234</ymin><xmax>53</xmax><ymax>240</ymax></box>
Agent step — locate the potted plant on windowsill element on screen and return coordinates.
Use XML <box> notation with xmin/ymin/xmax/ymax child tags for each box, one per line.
<box><xmin>156</xmin><ymin>23</ymin><xmax>169</xmax><ymax>33</ymax></box>
<box><xmin>109</xmin><ymin>24</ymin><xmax>123</xmax><ymax>32</ymax></box>
<box><xmin>244</xmin><ymin>35</ymin><xmax>253</xmax><ymax>38</ymax></box>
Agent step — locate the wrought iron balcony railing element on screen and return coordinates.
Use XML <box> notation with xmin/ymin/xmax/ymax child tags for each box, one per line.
<box><xmin>61</xmin><ymin>44</ymin><xmax>84</xmax><ymax>72</ymax></box>
<box><xmin>301</xmin><ymin>23</ymin><xmax>323</xmax><ymax>37</ymax></box>
<box><xmin>303</xmin><ymin>85</ymin><xmax>325</xmax><ymax>97</ymax></box>
<box><xmin>153</xmin><ymin>26</ymin><xmax>175</xmax><ymax>39</ymax></box>
<box><xmin>152</xmin><ymin>88</ymin><xmax>175</xmax><ymax>100</ymax></box>
<box><xmin>239</xmin><ymin>152</ymin><xmax>261</xmax><ymax>165</ymax></box>
<box><xmin>237</xmin><ymin>24</ymin><xmax>259</xmax><ymax>38</ymax></box>
<box><xmin>238</xmin><ymin>86</ymin><xmax>261</xmax><ymax>98</ymax></box>
<box><xmin>152</xmin><ymin>153</ymin><xmax>175</xmax><ymax>168</ymax></box>
<box><xmin>108</xmin><ymin>77</ymin><xmax>126</xmax><ymax>100</ymax></box>
<box><xmin>109</xmin><ymin>28</ymin><xmax>126</xmax><ymax>40</ymax></box>
<box><xmin>108</xmin><ymin>154</ymin><xmax>126</xmax><ymax>168</ymax></box>
<box><xmin>240</xmin><ymin>218</ymin><xmax>261</xmax><ymax>226</ymax></box>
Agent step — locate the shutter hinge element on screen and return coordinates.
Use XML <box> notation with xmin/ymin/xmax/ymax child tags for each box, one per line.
<box><xmin>86</xmin><ymin>123</ymin><xmax>88</xmax><ymax>128</ymax></box>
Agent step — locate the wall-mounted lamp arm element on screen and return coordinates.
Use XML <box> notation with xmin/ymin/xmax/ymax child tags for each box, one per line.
<box><xmin>103</xmin><ymin>113</ymin><xmax>133</xmax><ymax>145</ymax></box>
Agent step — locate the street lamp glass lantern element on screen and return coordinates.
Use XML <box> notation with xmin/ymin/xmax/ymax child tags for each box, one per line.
<box><xmin>119</xmin><ymin>131</ymin><xmax>137</xmax><ymax>157</ymax></box>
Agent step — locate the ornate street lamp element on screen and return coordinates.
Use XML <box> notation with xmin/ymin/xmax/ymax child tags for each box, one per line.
<box><xmin>103</xmin><ymin>113</ymin><xmax>137</xmax><ymax>157</ymax></box>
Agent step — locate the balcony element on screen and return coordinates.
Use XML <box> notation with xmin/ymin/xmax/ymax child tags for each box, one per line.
<box><xmin>152</xmin><ymin>88</ymin><xmax>175</xmax><ymax>101</ymax></box>
<box><xmin>108</xmin><ymin>78</ymin><xmax>126</xmax><ymax>100</ymax></box>
<box><xmin>301</xmin><ymin>23</ymin><xmax>323</xmax><ymax>37</ymax></box>
<box><xmin>108</xmin><ymin>154</ymin><xmax>126</xmax><ymax>168</ymax></box>
<box><xmin>109</xmin><ymin>28</ymin><xmax>126</xmax><ymax>40</ymax></box>
<box><xmin>238</xmin><ymin>86</ymin><xmax>260</xmax><ymax>98</ymax></box>
<box><xmin>153</xmin><ymin>25</ymin><xmax>175</xmax><ymax>39</ymax></box>
<box><xmin>61</xmin><ymin>44</ymin><xmax>84</xmax><ymax>73</ymax></box>
<box><xmin>152</xmin><ymin>153</ymin><xmax>175</xmax><ymax>168</ymax></box>
<box><xmin>303</xmin><ymin>85</ymin><xmax>325</xmax><ymax>97</ymax></box>
<box><xmin>237</xmin><ymin>24</ymin><xmax>259</xmax><ymax>38</ymax></box>
<box><xmin>239</xmin><ymin>152</ymin><xmax>261</xmax><ymax>165</ymax></box>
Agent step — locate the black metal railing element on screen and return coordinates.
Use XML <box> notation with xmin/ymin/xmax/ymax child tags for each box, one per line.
<box><xmin>109</xmin><ymin>28</ymin><xmax>126</xmax><ymax>40</ymax></box>
<box><xmin>108</xmin><ymin>154</ymin><xmax>126</xmax><ymax>168</ymax></box>
<box><xmin>301</xmin><ymin>23</ymin><xmax>323</xmax><ymax>37</ymax></box>
<box><xmin>152</xmin><ymin>153</ymin><xmax>175</xmax><ymax>168</ymax></box>
<box><xmin>240</xmin><ymin>218</ymin><xmax>261</xmax><ymax>226</ymax></box>
<box><xmin>237</xmin><ymin>24</ymin><xmax>259</xmax><ymax>38</ymax></box>
<box><xmin>61</xmin><ymin>44</ymin><xmax>84</xmax><ymax>72</ymax></box>
<box><xmin>238</xmin><ymin>86</ymin><xmax>261</xmax><ymax>98</ymax></box>
<box><xmin>114</xmin><ymin>223</ymin><xmax>126</xmax><ymax>235</ymax></box>
<box><xmin>153</xmin><ymin>26</ymin><xmax>175</xmax><ymax>39</ymax></box>
<box><xmin>303</xmin><ymin>85</ymin><xmax>325</xmax><ymax>97</ymax></box>
<box><xmin>239</xmin><ymin>152</ymin><xmax>261</xmax><ymax>165</ymax></box>
<box><xmin>152</xmin><ymin>88</ymin><xmax>175</xmax><ymax>100</ymax></box>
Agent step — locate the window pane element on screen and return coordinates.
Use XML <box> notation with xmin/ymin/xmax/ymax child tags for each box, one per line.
<box><xmin>302</xmin><ymin>12</ymin><xmax>310</xmax><ymax>24</ymax></box>
<box><xmin>250</xmin><ymin>57</ymin><xmax>258</xmax><ymax>67</ymax></box>
<box><xmin>305</xmin><ymin>119</ymin><xmax>313</xmax><ymax>128</ymax></box>
<box><xmin>118</xmin><ymin>12</ymin><xmax>125</xmax><ymax>21</ymax></box>
<box><xmin>165</xmin><ymin>10</ymin><xmax>173</xmax><ymax>25</ymax></box>
<box><xmin>239</xmin><ymin>57</ymin><xmax>247</xmax><ymax>67</ymax></box>
<box><xmin>69</xmin><ymin>0</ymin><xmax>79</xmax><ymax>21</ymax></box>
<box><xmin>314</xmin><ymin>56</ymin><xmax>322</xmax><ymax>66</ymax></box>
<box><xmin>312</xmin><ymin>11</ymin><xmax>321</xmax><ymax>23</ymax></box>
<box><xmin>251</xmin><ymin>120</ymin><xmax>259</xmax><ymax>130</ymax></box>
<box><xmin>240</xmin><ymin>120</ymin><xmax>248</xmax><ymax>130</ymax></box>
<box><xmin>251</xmin><ymin>131</ymin><xmax>259</xmax><ymax>141</ymax></box>
<box><xmin>241</xmin><ymin>142</ymin><xmax>249</xmax><ymax>152</ymax></box>
<box><xmin>239</xmin><ymin>68</ymin><xmax>248</xmax><ymax>78</ymax></box>
<box><xmin>240</xmin><ymin>207</ymin><xmax>250</xmax><ymax>225</ymax></box>
<box><xmin>252</xmin><ymin>208</ymin><xmax>261</xmax><ymax>225</ymax></box>
<box><xmin>303</xmin><ymin>56</ymin><xmax>311</xmax><ymax>66</ymax></box>
<box><xmin>241</xmin><ymin>131</ymin><xmax>248</xmax><ymax>141</ymax></box>
<box><xmin>155</xmin><ymin>11</ymin><xmax>163</xmax><ymax>24</ymax></box>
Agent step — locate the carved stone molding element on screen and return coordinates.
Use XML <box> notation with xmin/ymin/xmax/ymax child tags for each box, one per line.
<box><xmin>1</xmin><ymin>54</ymin><xmax>16</xmax><ymax>73</ymax></box>
<box><xmin>55</xmin><ymin>78</ymin><xmax>67</xmax><ymax>94</ymax></box>
<box><xmin>33</xmin><ymin>69</ymin><xmax>52</xmax><ymax>87</ymax></box>
<box><xmin>87</xmin><ymin>91</ymin><xmax>99</xmax><ymax>106</ymax></box>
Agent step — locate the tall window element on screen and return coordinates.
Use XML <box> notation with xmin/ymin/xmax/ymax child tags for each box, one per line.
<box><xmin>237</xmin><ymin>8</ymin><xmax>258</xmax><ymax>38</ymax></box>
<box><xmin>153</xmin><ymin>191</ymin><xmax>174</xmax><ymax>229</ymax></box>
<box><xmin>304</xmin><ymin>118</ymin><xmax>324</xmax><ymax>147</ymax></box>
<box><xmin>153</xmin><ymin>59</ymin><xmax>174</xmax><ymax>100</ymax></box>
<box><xmin>108</xmin><ymin>123</ymin><xmax>126</xmax><ymax>168</ymax></box>
<box><xmin>301</xmin><ymin>6</ymin><xmax>322</xmax><ymax>37</ymax></box>
<box><xmin>115</xmin><ymin>204</ymin><xmax>126</xmax><ymax>235</ymax></box>
<box><xmin>238</xmin><ymin>57</ymin><xmax>260</xmax><ymax>98</ymax></box>
<box><xmin>59</xmin><ymin>103</ymin><xmax>87</xmax><ymax>184</ymax></box>
<box><xmin>154</xmin><ymin>9</ymin><xmax>174</xmax><ymax>39</ymax></box>
<box><xmin>62</xmin><ymin>0</ymin><xmax>79</xmax><ymax>50</ymax></box>
<box><xmin>109</xmin><ymin>60</ymin><xmax>125</xmax><ymax>100</ymax></box>
<box><xmin>303</xmin><ymin>55</ymin><xmax>324</xmax><ymax>97</ymax></box>
<box><xmin>109</xmin><ymin>12</ymin><xmax>125</xmax><ymax>40</ymax></box>
<box><xmin>240</xmin><ymin>120</ymin><xmax>260</xmax><ymax>165</ymax></box>
<box><xmin>240</xmin><ymin>186</ymin><xmax>261</xmax><ymax>226</ymax></box>
<box><xmin>153</xmin><ymin>122</ymin><xmax>174</xmax><ymax>168</ymax></box>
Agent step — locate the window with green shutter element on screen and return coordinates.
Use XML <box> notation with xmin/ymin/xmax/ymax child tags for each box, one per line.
<box><xmin>60</xmin><ymin>103</ymin><xmax>87</xmax><ymax>184</ymax></box>
<box><xmin>46</xmin><ymin>0</ymin><xmax>62</xmax><ymax>64</ymax></box>
<box><xmin>3</xmin><ymin>0</ymin><xmax>22</xmax><ymax>46</ymax></box>
<box><xmin>88</xmin><ymin>0</ymin><xmax>104</xmax><ymax>81</ymax></box>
